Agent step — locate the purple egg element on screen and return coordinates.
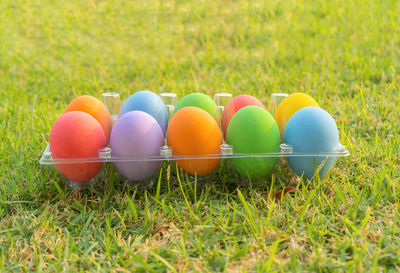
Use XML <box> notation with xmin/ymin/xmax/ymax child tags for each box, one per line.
<box><xmin>110</xmin><ymin>111</ymin><xmax>164</xmax><ymax>181</ymax></box>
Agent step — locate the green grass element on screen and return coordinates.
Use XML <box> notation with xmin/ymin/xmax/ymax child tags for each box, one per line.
<box><xmin>1</xmin><ymin>0</ymin><xmax>400</xmax><ymax>271</ymax></box>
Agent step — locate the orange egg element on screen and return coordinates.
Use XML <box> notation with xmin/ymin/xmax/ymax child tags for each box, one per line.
<box><xmin>65</xmin><ymin>95</ymin><xmax>112</xmax><ymax>142</ymax></box>
<box><xmin>167</xmin><ymin>107</ymin><xmax>222</xmax><ymax>176</ymax></box>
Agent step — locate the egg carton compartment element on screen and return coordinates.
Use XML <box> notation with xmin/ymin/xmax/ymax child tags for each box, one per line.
<box><xmin>39</xmin><ymin>91</ymin><xmax>350</xmax><ymax>189</ymax></box>
<box><xmin>49</xmin><ymin>163</ymin><xmax>106</xmax><ymax>190</ymax></box>
<box><xmin>111</xmin><ymin>162</ymin><xmax>163</xmax><ymax>189</ymax></box>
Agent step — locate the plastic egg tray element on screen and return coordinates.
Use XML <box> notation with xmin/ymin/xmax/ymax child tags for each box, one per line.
<box><xmin>39</xmin><ymin>92</ymin><xmax>350</xmax><ymax>189</ymax></box>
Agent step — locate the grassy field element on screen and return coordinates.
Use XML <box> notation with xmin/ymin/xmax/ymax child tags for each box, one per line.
<box><xmin>1</xmin><ymin>0</ymin><xmax>400</xmax><ymax>271</ymax></box>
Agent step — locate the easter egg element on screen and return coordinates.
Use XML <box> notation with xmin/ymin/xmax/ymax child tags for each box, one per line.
<box><xmin>226</xmin><ymin>106</ymin><xmax>281</xmax><ymax>178</ymax></box>
<box><xmin>167</xmin><ymin>107</ymin><xmax>222</xmax><ymax>176</ymax></box>
<box><xmin>275</xmin><ymin>93</ymin><xmax>319</xmax><ymax>139</ymax></box>
<box><xmin>110</xmin><ymin>111</ymin><xmax>164</xmax><ymax>181</ymax></box>
<box><xmin>119</xmin><ymin>91</ymin><xmax>168</xmax><ymax>135</ymax></box>
<box><xmin>284</xmin><ymin>107</ymin><xmax>339</xmax><ymax>180</ymax></box>
<box><xmin>49</xmin><ymin>111</ymin><xmax>106</xmax><ymax>183</ymax></box>
<box><xmin>173</xmin><ymin>93</ymin><xmax>219</xmax><ymax>121</ymax></box>
<box><xmin>221</xmin><ymin>95</ymin><xmax>265</xmax><ymax>138</ymax></box>
<box><xmin>65</xmin><ymin>95</ymin><xmax>112</xmax><ymax>142</ymax></box>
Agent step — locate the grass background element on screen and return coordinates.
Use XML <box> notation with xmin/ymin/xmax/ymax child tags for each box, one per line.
<box><xmin>1</xmin><ymin>0</ymin><xmax>400</xmax><ymax>271</ymax></box>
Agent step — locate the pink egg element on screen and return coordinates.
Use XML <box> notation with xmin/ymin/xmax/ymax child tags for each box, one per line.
<box><xmin>222</xmin><ymin>95</ymin><xmax>265</xmax><ymax>139</ymax></box>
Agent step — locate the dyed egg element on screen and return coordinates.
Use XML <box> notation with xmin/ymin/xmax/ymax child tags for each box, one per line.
<box><xmin>173</xmin><ymin>93</ymin><xmax>219</xmax><ymax>121</ymax></box>
<box><xmin>284</xmin><ymin>107</ymin><xmax>339</xmax><ymax>180</ymax></box>
<box><xmin>221</xmin><ymin>95</ymin><xmax>265</xmax><ymax>138</ymax></box>
<box><xmin>275</xmin><ymin>93</ymin><xmax>319</xmax><ymax>139</ymax></box>
<box><xmin>49</xmin><ymin>111</ymin><xmax>106</xmax><ymax>183</ymax></box>
<box><xmin>119</xmin><ymin>91</ymin><xmax>168</xmax><ymax>135</ymax></box>
<box><xmin>65</xmin><ymin>95</ymin><xmax>112</xmax><ymax>142</ymax></box>
<box><xmin>110</xmin><ymin>111</ymin><xmax>164</xmax><ymax>181</ymax></box>
<box><xmin>226</xmin><ymin>106</ymin><xmax>280</xmax><ymax>178</ymax></box>
<box><xmin>167</xmin><ymin>107</ymin><xmax>222</xmax><ymax>175</ymax></box>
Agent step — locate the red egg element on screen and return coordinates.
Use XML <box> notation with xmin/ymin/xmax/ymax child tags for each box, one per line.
<box><xmin>49</xmin><ymin>111</ymin><xmax>106</xmax><ymax>183</ymax></box>
<box><xmin>221</xmin><ymin>95</ymin><xmax>266</xmax><ymax>138</ymax></box>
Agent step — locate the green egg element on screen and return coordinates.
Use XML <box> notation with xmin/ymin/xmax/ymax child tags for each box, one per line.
<box><xmin>173</xmin><ymin>93</ymin><xmax>219</xmax><ymax>120</ymax></box>
<box><xmin>226</xmin><ymin>106</ymin><xmax>281</xmax><ymax>178</ymax></box>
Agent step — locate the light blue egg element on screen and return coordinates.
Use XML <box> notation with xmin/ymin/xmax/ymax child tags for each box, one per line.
<box><xmin>119</xmin><ymin>91</ymin><xmax>168</xmax><ymax>135</ymax></box>
<box><xmin>283</xmin><ymin>107</ymin><xmax>339</xmax><ymax>180</ymax></box>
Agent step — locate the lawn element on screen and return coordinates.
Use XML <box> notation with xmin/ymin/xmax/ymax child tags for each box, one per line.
<box><xmin>1</xmin><ymin>0</ymin><xmax>400</xmax><ymax>271</ymax></box>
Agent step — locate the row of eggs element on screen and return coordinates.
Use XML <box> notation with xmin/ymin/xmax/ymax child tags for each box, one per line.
<box><xmin>49</xmin><ymin>91</ymin><xmax>340</xmax><ymax>184</ymax></box>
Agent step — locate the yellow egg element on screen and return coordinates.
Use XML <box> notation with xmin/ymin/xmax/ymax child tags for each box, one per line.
<box><xmin>275</xmin><ymin>93</ymin><xmax>319</xmax><ymax>140</ymax></box>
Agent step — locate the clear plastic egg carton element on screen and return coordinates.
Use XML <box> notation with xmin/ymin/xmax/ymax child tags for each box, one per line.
<box><xmin>39</xmin><ymin>92</ymin><xmax>350</xmax><ymax>189</ymax></box>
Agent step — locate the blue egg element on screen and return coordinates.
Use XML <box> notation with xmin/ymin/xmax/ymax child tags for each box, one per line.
<box><xmin>119</xmin><ymin>91</ymin><xmax>168</xmax><ymax>135</ymax></box>
<box><xmin>283</xmin><ymin>107</ymin><xmax>339</xmax><ymax>180</ymax></box>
